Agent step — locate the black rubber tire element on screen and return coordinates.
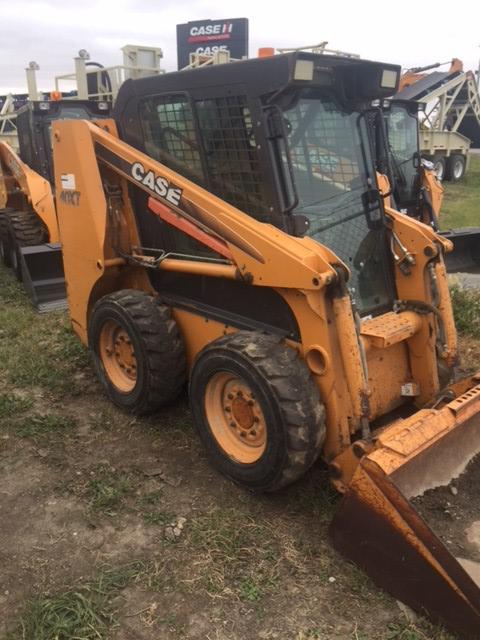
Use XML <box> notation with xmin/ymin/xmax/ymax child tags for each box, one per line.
<box><xmin>5</xmin><ymin>210</ymin><xmax>46</xmax><ymax>280</ymax></box>
<box><xmin>89</xmin><ymin>289</ymin><xmax>187</xmax><ymax>415</ymax></box>
<box><xmin>0</xmin><ymin>208</ymin><xmax>17</xmax><ymax>267</ymax></box>
<box><xmin>189</xmin><ymin>331</ymin><xmax>326</xmax><ymax>492</ymax></box>
<box><xmin>445</xmin><ymin>154</ymin><xmax>466</xmax><ymax>182</ymax></box>
<box><xmin>432</xmin><ymin>156</ymin><xmax>446</xmax><ymax>182</ymax></box>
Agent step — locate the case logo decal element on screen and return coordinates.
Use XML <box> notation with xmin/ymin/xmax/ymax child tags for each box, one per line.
<box><xmin>130</xmin><ymin>162</ymin><xmax>182</xmax><ymax>206</ymax></box>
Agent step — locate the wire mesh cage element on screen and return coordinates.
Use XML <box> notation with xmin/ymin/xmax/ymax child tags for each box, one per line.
<box><xmin>195</xmin><ymin>95</ymin><xmax>270</xmax><ymax>220</ymax></box>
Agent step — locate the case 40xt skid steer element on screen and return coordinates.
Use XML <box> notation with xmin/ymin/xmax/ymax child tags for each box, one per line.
<box><xmin>52</xmin><ymin>52</ymin><xmax>480</xmax><ymax>636</ymax></box>
<box><xmin>0</xmin><ymin>99</ymin><xmax>110</xmax><ymax>311</ymax></box>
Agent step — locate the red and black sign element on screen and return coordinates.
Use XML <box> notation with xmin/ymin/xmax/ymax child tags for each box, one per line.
<box><xmin>176</xmin><ymin>18</ymin><xmax>249</xmax><ymax>69</ymax></box>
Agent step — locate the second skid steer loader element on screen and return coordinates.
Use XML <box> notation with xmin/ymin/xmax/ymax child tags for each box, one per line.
<box><xmin>380</xmin><ymin>98</ymin><xmax>480</xmax><ymax>274</ymax></box>
<box><xmin>0</xmin><ymin>99</ymin><xmax>110</xmax><ymax>310</ymax></box>
<box><xmin>52</xmin><ymin>52</ymin><xmax>480</xmax><ymax>637</ymax></box>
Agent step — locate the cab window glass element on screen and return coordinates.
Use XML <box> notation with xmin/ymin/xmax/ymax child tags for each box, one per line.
<box><xmin>139</xmin><ymin>95</ymin><xmax>204</xmax><ymax>184</ymax></box>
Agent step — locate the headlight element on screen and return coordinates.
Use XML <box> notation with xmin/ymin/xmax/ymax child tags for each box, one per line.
<box><xmin>380</xmin><ymin>69</ymin><xmax>398</xmax><ymax>89</ymax></box>
<box><xmin>294</xmin><ymin>60</ymin><xmax>314</xmax><ymax>81</ymax></box>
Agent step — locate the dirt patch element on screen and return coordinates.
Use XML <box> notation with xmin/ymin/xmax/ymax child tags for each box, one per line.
<box><xmin>0</xmin><ymin>267</ymin><xmax>458</xmax><ymax>639</ymax></box>
<box><xmin>413</xmin><ymin>453</ymin><xmax>480</xmax><ymax>564</ymax></box>
<box><xmin>458</xmin><ymin>334</ymin><xmax>480</xmax><ymax>373</ymax></box>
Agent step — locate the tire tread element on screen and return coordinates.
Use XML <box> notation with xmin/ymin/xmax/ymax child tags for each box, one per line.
<box><xmin>193</xmin><ymin>331</ymin><xmax>326</xmax><ymax>491</ymax></box>
<box><xmin>89</xmin><ymin>289</ymin><xmax>186</xmax><ymax>415</ymax></box>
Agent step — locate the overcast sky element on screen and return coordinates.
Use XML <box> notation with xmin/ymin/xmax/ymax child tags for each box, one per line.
<box><xmin>0</xmin><ymin>0</ymin><xmax>479</xmax><ymax>94</ymax></box>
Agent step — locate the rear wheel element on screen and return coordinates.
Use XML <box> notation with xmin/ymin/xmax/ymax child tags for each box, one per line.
<box><xmin>433</xmin><ymin>156</ymin><xmax>446</xmax><ymax>181</ymax></box>
<box><xmin>189</xmin><ymin>331</ymin><xmax>326</xmax><ymax>492</ymax></box>
<box><xmin>445</xmin><ymin>154</ymin><xmax>466</xmax><ymax>182</ymax></box>
<box><xmin>89</xmin><ymin>289</ymin><xmax>186</xmax><ymax>415</ymax></box>
<box><xmin>5</xmin><ymin>210</ymin><xmax>46</xmax><ymax>280</ymax></box>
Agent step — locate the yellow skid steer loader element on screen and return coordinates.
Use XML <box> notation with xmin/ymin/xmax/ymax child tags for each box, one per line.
<box><xmin>51</xmin><ymin>52</ymin><xmax>480</xmax><ymax>636</ymax></box>
<box><xmin>0</xmin><ymin>99</ymin><xmax>110</xmax><ymax>310</ymax></box>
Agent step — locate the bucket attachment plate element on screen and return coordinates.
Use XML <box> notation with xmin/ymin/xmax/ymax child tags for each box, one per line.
<box><xmin>442</xmin><ymin>228</ymin><xmax>480</xmax><ymax>273</ymax></box>
<box><xmin>331</xmin><ymin>386</ymin><xmax>480</xmax><ymax>638</ymax></box>
<box><xmin>20</xmin><ymin>244</ymin><xmax>67</xmax><ymax>313</ymax></box>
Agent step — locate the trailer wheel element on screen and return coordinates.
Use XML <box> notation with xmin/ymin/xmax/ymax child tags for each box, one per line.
<box><xmin>445</xmin><ymin>154</ymin><xmax>466</xmax><ymax>182</ymax></box>
<box><xmin>433</xmin><ymin>157</ymin><xmax>446</xmax><ymax>181</ymax></box>
<box><xmin>89</xmin><ymin>290</ymin><xmax>186</xmax><ymax>415</ymax></box>
<box><xmin>189</xmin><ymin>331</ymin><xmax>326</xmax><ymax>492</ymax></box>
<box><xmin>5</xmin><ymin>210</ymin><xmax>46</xmax><ymax>280</ymax></box>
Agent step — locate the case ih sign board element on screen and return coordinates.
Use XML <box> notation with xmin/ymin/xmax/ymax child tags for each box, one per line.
<box><xmin>176</xmin><ymin>18</ymin><xmax>249</xmax><ymax>69</ymax></box>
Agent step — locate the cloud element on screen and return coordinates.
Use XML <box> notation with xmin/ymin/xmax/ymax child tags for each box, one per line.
<box><xmin>0</xmin><ymin>0</ymin><xmax>478</xmax><ymax>93</ymax></box>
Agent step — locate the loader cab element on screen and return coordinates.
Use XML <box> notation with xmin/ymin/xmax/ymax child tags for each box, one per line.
<box><xmin>115</xmin><ymin>52</ymin><xmax>401</xmax><ymax>316</ymax></box>
<box><xmin>16</xmin><ymin>99</ymin><xmax>111</xmax><ymax>185</ymax></box>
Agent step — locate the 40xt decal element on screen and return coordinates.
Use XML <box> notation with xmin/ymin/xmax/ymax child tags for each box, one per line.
<box><xmin>131</xmin><ymin>162</ymin><xmax>182</xmax><ymax>206</ymax></box>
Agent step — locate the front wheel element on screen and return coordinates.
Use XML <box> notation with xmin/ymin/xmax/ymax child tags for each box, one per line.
<box><xmin>189</xmin><ymin>331</ymin><xmax>326</xmax><ymax>492</ymax></box>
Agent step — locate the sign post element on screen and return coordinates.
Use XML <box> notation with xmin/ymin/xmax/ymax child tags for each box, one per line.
<box><xmin>176</xmin><ymin>18</ymin><xmax>249</xmax><ymax>70</ymax></box>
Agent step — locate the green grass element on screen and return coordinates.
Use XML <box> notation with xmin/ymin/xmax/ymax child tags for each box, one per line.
<box><xmin>87</xmin><ymin>465</ymin><xmax>131</xmax><ymax>512</ymax></box>
<box><xmin>285</xmin><ymin>471</ymin><xmax>340</xmax><ymax>522</ymax></box>
<box><xmin>0</xmin><ymin>393</ymin><xmax>32</xmax><ymax>419</ymax></box>
<box><xmin>143</xmin><ymin>510</ymin><xmax>174</xmax><ymax>526</ymax></box>
<box><xmin>450</xmin><ymin>285</ymin><xmax>480</xmax><ymax>338</ymax></box>
<box><xmin>5</xmin><ymin>562</ymin><xmax>144</xmax><ymax>640</ymax></box>
<box><xmin>138</xmin><ymin>490</ymin><xmax>174</xmax><ymax>525</ymax></box>
<box><xmin>239</xmin><ymin>577</ymin><xmax>263</xmax><ymax>602</ymax></box>
<box><xmin>15</xmin><ymin>413</ymin><xmax>76</xmax><ymax>439</ymax></box>
<box><xmin>440</xmin><ymin>156</ymin><xmax>480</xmax><ymax>229</ymax></box>
<box><xmin>188</xmin><ymin>508</ymin><xmax>280</xmax><ymax>600</ymax></box>
<box><xmin>385</xmin><ymin>621</ymin><xmax>455</xmax><ymax>640</ymax></box>
<box><xmin>0</xmin><ymin>266</ymin><xmax>89</xmax><ymax>395</ymax></box>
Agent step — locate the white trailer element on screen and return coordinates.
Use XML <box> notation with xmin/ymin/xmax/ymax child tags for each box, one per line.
<box><xmin>396</xmin><ymin>62</ymin><xmax>480</xmax><ymax>181</ymax></box>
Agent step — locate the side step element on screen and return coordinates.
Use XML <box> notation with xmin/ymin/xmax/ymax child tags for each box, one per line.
<box><xmin>20</xmin><ymin>243</ymin><xmax>67</xmax><ymax>313</ymax></box>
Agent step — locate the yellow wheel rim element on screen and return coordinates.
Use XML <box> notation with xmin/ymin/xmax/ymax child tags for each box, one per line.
<box><xmin>205</xmin><ymin>371</ymin><xmax>267</xmax><ymax>464</ymax></box>
<box><xmin>99</xmin><ymin>319</ymin><xmax>137</xmax><ymax>393</ymax></box>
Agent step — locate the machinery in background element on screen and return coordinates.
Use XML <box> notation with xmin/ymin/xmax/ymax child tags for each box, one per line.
<box><xmin>0</xmin><ymin>99</ymin><xmax>111</xmax><ymax>311</ymax></box>
<box><xmin>381</xmin><ymin>97</ymin><xmax>480</xmax><ymax>272</ymax></box>
<box><xmin>0</xmin><ymin>45</ymin><xmax>164</xmax><ymax>150</ymax></box>
<box><xmin>397</xmin><ymin>59</ymin><xmax>480</xmax><ymax>181</ymax></box>
<box><xmin>51</xmin><ymin>51</ymin><xmax>480</xmax><ymax>637</ymax></box>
